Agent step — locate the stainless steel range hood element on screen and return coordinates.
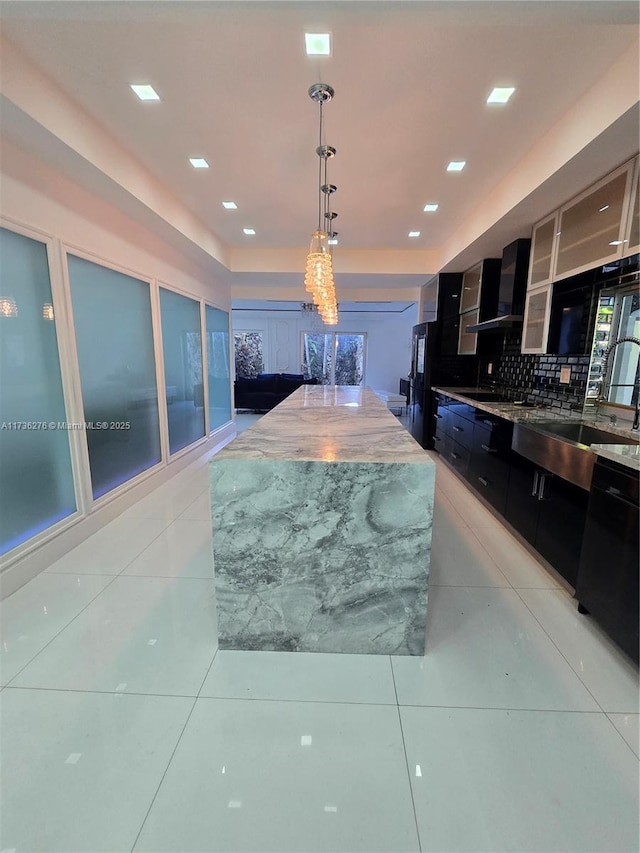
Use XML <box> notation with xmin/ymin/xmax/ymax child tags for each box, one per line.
<box><xmin>465</xmin><ymin>313</ymin><xmax>523</xmax><ymax>332</ymax></box>
<box><xmin>468</xmin><ymin>238</ymin><xmax>531</xmax><ymax>332</ymax></box>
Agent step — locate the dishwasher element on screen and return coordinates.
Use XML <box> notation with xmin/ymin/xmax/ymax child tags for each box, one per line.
<box><xmin>576</xmin><ymin>456</ymin><xmax>639</xmax><ymax>663</ymax></box>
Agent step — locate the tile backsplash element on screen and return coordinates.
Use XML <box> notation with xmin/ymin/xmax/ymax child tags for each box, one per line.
<box><xmin>477</xmin><ymin>331</ymin><xmax>589</xmax><ymax>411</ymax></box>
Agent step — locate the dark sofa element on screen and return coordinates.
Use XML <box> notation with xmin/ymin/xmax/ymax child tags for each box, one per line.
<box><xmin>234</xmin><ymin>373</ymin><xmax>318</xmax><ymax>411</ymax></box>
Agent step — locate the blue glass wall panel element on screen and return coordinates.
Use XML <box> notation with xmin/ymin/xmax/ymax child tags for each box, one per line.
<box><xmin>205</xmin><ymin>305</ymin><xmax>231</xmax><ymax>431</ymax></box>
<box><xmin>68</xmin><ymin>255</ymin><xmax>161</xmax><ymax>498</ymax></box>
<box><xmin>0</xmin><ymin>228</ymin><xmax>76</xmax><ymax>554</ymax></box>
<box><xmin>159</xmin><ymin>288</ymin><xmax>205</xmax><ymax>453</ymax></box>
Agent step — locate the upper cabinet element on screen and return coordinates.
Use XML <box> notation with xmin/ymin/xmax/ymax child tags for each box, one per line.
<box><xmin>624</xmin><ymin>157</ymin><xmax>639</xmax><ymax>254</ymax></box>
<box><xmin>458</xmin><ymin>259</ymin><xmax>501</xmax><ymax>355</ymax></box>
<box><xmin>460</xmin><ymin>263</ymin><xmax>482</xmax><ymax>313</ymax></box>
<box><xmin>528</xmin><ymin>212</ymin><xmax>558</xmax><ymax>289</ymax></box>
<box><xmin>555</xmin><ymin>163</ymin><xmax>631</xmax><ymax>278</ymax></box>
<box><xmin>527</xmin><ymin>157</ymin><xmax>638</xmax><ymax>290</ymax></box>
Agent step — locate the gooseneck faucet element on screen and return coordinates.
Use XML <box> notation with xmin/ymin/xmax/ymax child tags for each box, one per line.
<box><xmin>598</xmin><ymin>336</ymin><xmax>640</xmax><ymax>431</ymax></box>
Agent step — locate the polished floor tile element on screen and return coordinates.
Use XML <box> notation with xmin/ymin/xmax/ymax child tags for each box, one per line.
<box><xmin>472</xmin><ymin>523</ymin><xmax>563</xmax><ymax>589</ymax></box>
<box><xmin>123</xmin><ymin>518</ymin><xmax>214</xmax><ymax>578</ymax></box>
<box><xmin>608</xmin><ymin>713</ymin><xmax>640</xmax><ymax>758</ymax></box>
<box><xmin>518</xmin><ymin>587</ymin><xmax>640</xmax><ymax>713</ymax></box>
<box><xmin>134</xmin><ymin>698</ymin><xmax>420</xmax><ymax>853</ymax></box>
<box><xmin>46</xmin><ymin>517</ymin><xmax>168</xmax><ymax>575</ymax></box>
<box><xmin>392</xmin><ymin>586</ymin><xmax>600</xmax><ymax>711</ymax></box>
<box><xmin>400</xmin><ymin>705</ymin><xmax>639</xmax><ymax>853</ymax></box>
<box><xmin>200</xmin><ymin>649</ymin><xmax>397</xmax><ymax>704</ymax></box>
<box><xmin>432</xmin><ymin>489</ymin><xmax>468</xmax><ymax>530</ymax></box>
<box><xmin>437</xmin><ymin>478</ymin><xmax>504</xmax><ymax>528</ymax></box>
<box><xmin>119</xmin><ymin>483</ymin><xmax>206</xmax><ymax>521</ymax></box>
<box><xmin>177</xmin><ymin>492</ymin><xmax>212</xmax><ymax>522</ymax></box>
<box><xmin>429</xmin><ymin>525</ymin><xmax>509</xmax><ymax>587</ymax></box>
<box><xmin>0</xmin><ymin>687</ymin><xmax>192</xmax><ymax>852</ymax></box>
<box><xmin>11</xmin><ymin>576</ymin><xmax>218</xmax><ymax>695</ymax></box>
<box><xmin>0</xmin><ymin>572</ymin><xmax>114</xmax><ymax>685</ymax></box>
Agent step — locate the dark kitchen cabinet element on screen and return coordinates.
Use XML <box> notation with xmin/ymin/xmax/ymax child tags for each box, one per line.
<box><xmin>505</xmin><ymin>450</ymin><xmax>588</xmax><ymax>587</ymax></box>
<box><xmin>575</xmin><ymin>457</ymin><xmax>639</xmax><ymax>662</ymax></box>
<box><xmin>469</xmin><ymin>415</ymin><xmax>513</xmax><ymax>515</ymax></box>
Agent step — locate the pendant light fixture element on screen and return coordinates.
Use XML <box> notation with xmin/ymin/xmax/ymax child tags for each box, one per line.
<box><xmin>304</xmin><ymin>82</ymin><xmax>339</xmax><ymax>326</ymax></box>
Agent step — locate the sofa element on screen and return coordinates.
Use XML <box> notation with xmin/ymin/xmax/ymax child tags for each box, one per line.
<box><xmin>234</xmin><ymin>373</ymin><xmax>318</xmax><ymax>411</ymax></box>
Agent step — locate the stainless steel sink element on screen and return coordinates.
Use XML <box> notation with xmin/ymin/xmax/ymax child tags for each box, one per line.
<box><xmin>512</xmin><ymin>421</ymin><xmax>638</xmax><ymax>491</ymax></box>
<box><xmin>531</xmin><ymin>421</ymin><xmax>640</xmax><ymax>447</ymax></box>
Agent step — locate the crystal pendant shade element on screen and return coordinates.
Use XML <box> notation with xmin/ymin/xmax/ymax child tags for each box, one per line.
<box><xmin>304</xmin><ymin>83</ymin><xmax>339</xmax><ymax>326</ymax></box>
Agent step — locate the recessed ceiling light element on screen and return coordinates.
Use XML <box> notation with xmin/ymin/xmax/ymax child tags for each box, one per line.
<box><xmin>423</xmin><ymin>203</ymin><xmax>439</xmax><ymax>212</ymax></box>
<box><xmin>243</xmin><ymin>228</ymin><xmax>256</xmax><ymax>236</ymax></box>
<box><xmin>487</xmin><ymin>87</ymin><xmax>516</xmax><ymax>105</ymax></box>
<box><xmin>222</xmin><ymin>201</ymin><xmax>238</xmax><ymax>209</ymax></box>
<box><xmin>447</xmin><ymin>161</ymin><xmax>466</xmax><ymax>172</ymax></box>
<box><xmin>408</xmin><ymin>231</ymin><xmax>421</xmax><ymax>238</ymax></box>
<box><xmin>130</xmin><ymin>84</ymin><xmax>160</xmax><ymax>101</ymax></box>
<box><xmin>305</xmin><ymin>33</ymin><xmax>331</xmax><ymax>55</ymax></box>
<box><xmin>189</xmin><ymin>158</ymin><xmax>209</xmax><ymax>169</ymax></box>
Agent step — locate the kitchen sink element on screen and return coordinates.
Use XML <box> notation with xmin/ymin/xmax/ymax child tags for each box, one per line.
<box><xmin>532</xmin><ymin>421</ymin><xmax>640</xmax><ymax>447</ymax></box>
<box><xmin>512</xmin><ymin>421</ymin><xmax>638</xmax><ymax>491</ymax></box>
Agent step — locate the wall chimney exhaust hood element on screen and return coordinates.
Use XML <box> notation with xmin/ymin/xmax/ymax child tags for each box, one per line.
<box><xmin>466</xmin><ymin>238</ymin><xmax>531</xmax><ymax>333</ymax></box>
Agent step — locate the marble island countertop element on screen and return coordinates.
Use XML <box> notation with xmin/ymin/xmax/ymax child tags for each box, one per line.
<box><xmin>223</xmin><ymin>385</ymin><xmax>434</xmax><ymax>465</ymax></box>
<box><xmin>433</xmin><ymin>386</ymin><xmax>640</xmax><ymax>471</ymax></box>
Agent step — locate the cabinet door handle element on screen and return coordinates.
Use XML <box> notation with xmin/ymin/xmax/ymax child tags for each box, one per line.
<box><xmin>451</xmin><ymin>451</ymin><xmax>460</xmax><ymax>460</ymax></box>
<box><xmin>481</xmin><ymin>443</ymin><xmax>497</xmax><ymax>454</ymax></box>
<box><xmin>433</xmin><ymin>435</ymin><xmax>441</xmax><ymax>443</ymax></box>
<box><xmin>453</xmin><ymin>425</ymin><xmax>463</xmax><ymax>433</ymax></box>
<box><xmin>605</xmin><ymin>486</ymin><xmax>622</xmax><ymax>497</ymax></box>
<box><xmin>538</xmin><ymin>473</ymin><xmax>547</xmax><ymax>501</ymax></box>
<box><xmin>478</xmin><ymin>476</ymin><xmax>489</xmax><ymax>487</ymax></box>
<box><xmin>434</xmin><ymin>413</ymin><xmax>442</xmax><ymax>419</ymax></box>
<box><xmin>532</xmin><ymin>470</ymin><xmax>540</xmax><ymax>497</ymax></box>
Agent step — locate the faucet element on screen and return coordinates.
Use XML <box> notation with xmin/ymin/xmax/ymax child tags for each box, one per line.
<box><xmin>597</xmin><ymin>336</ymin><xmax>640</xmax><ymax>431</ymax></box>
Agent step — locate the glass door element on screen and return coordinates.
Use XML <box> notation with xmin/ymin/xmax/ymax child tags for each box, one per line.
<box><xmin>301</xmin><ymin>332</ymin><xmax>365</xmax><ymax>385</ymax></box>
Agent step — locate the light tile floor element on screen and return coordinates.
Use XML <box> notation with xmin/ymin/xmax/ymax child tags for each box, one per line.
<box><xmin>1</xmin><ymin>414</ymin><xmax>638</xmax><ymax>852</ymax></box>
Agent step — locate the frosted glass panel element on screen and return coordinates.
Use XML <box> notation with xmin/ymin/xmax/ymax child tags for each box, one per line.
<box><xmin>160</xmin><ymin>288</ymin><xmax>205</xmax><ymax>453</ymax></box>
<box><xmin>0</xmin><ymin>228</ymin><xmax>76</xmax><ymax>554</ymax></box>
<box><xmin>205</xmin><ymin>305</ymin><xmax>231</xmax><ymax>432</ymax></box>
<box><xmin>68</xmin><ymin>255</ymin><xmax>161</xmax><ymax>498</ymax></box>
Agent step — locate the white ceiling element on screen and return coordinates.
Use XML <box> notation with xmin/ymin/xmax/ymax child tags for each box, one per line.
<box><xmin>1</xmin><ymin>1</ymin><xmax>639</xmax><ymax>299</ymax></box>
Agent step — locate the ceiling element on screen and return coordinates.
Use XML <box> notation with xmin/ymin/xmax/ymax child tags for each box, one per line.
<box><xmin>1</xmin><ymin>1</ymin><xmax>639</xmax><ymax>300</ymax></box>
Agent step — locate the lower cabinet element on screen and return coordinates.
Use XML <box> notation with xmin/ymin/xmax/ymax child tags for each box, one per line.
<box><xmin>505</xmin><ymin>450</ymin><xmax>588</xmax><ymax>588</ymax></box>
<box><xmin>575</xmin><ymin>457</ymin><xmax>639</xmax><ymax>662</ymax></box>
<box><xmin>433</xmin><ymin>395</ymin><xmax>589</xmax><ymax>589</ymax></box>
<box><xmin>469</xmin><ymin>416</ymin><xmax>512</xmax><ymax>516</ymax></box>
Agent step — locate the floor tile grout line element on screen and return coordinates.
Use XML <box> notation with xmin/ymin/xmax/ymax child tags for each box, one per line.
<box><xmin>129</xmin><ymin>695</ymin><xmax>200</xmax><ymax>853</ymax></box>
<box><xmin>603</xmin><ymin>712</ymin><xmax>640</xmax><ymax>760</ymax></box>
<box><xmin>389</xmin><ymin>656</ymin><xmax>423</xmax><ymax>853</ymax></box>
<box><xmin>2</xmin><ymin>572</ymin><xmax>123</xmax><ymax>688</ymax></box>
<box><xmin>511</xmin><ymin>586</ymin><xmax>618</xmax><ymax>716</ymax></box>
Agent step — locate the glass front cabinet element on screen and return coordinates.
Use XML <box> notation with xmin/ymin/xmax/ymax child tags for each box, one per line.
<box><xmin>521</xmin><ymin>285</ymin><xmax>552</xmax><ymax>354</ymax></box>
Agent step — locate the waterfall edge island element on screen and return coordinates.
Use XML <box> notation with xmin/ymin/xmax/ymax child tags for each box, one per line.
<box><xmin>210</xmin><ymin>386</ymin><xmax>435</xmax><ymax>655</ymax></box>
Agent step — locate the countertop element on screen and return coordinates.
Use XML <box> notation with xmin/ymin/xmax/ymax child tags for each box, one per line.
<box><xmin>220</xmin><ymin>385</ymin><xmax>434</xmax><ymax>465</ymax></box>
<box><xmin>433</xmin><ymin>386</ymin><xmax>640</xmax><ymax>472</ymax></box>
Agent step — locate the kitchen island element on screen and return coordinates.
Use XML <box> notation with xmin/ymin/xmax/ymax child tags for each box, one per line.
<box><xmin>210</xmin><ymin>385</ymin><xmax>435</xmax><ymax>655</ymax></box>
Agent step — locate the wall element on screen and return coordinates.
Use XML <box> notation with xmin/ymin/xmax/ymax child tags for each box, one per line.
<box><xmin>231</xmin><ymin>305</ymin><xmax>418</xmax><ymax>392</ymax></box>
<box><xmin>0</xmin><ymin>139</ymin><xmax>234</xmax><ymax>597</ymax></box>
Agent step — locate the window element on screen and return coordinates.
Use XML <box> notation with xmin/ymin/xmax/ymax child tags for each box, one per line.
<box><xmin>301</xmin><ymin>333</ymin><xmax>365</xmax><ymax>385</ymax></box>
<box><xmin>159</xmin><ymin>288</ymin><xmax>206</xmax><ymax>454</ymax></box>
<box><xmin>0</xmin><ymin>228</ymin><xmax>76</xmax><ymax>553</ymax></box>
<box><xmin>68</xmin><ymin>254</ymin><xmax>161</xmax><ymax>499</ymax></box>
<box><xmin>206</xmin><ymin>305</ymin><xmax>232</xmax><ymax>432</ymax></box>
